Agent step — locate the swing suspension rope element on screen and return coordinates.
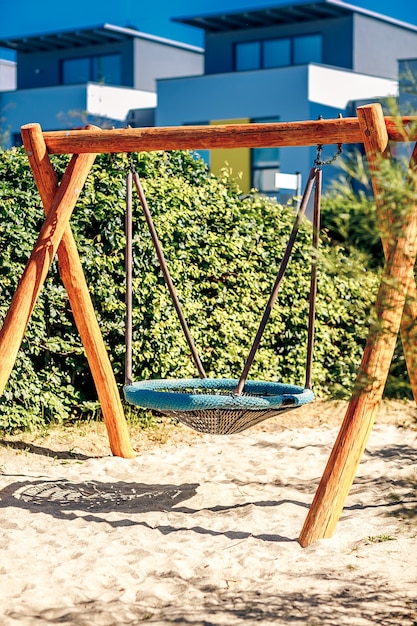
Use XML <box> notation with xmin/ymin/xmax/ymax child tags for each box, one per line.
<box><xmin>124</xmin><ymin>145</ymin><xmax>341</xmax><ymax>434</ymax></box>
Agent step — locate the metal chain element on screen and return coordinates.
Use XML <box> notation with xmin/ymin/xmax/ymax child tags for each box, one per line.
<box><xmin>109</xmin><ymin>126</ymin><xmax>139</xmax><ymax>173</ymax></box>
<box><xmin>314</xmin><ymin>143</ymin><xmax>343</xmax><ymax>167</ymax></box>
<box><xmin>314</xmin><ymin>114</ymin><xmax>343</xmax><ymax>167</ymax></box>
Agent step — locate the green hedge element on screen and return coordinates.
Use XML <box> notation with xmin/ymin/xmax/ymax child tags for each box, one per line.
<box><xmin>0</xmin><ymin>148</ymin><xmax>379</xmax><ymax>431</ymax></box>
<box><xmin>321</xmin><ymin>151</ymin><xmax>416</xmax><ymax>400</ymax></box>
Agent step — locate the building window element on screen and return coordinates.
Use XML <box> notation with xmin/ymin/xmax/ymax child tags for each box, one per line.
<box><xmin>251</xmin><ymin>117</ymin><xmax>280</xmax><ymax>197</ymax></box>
<box><xmin>92</xmin><ymin>54</ymin><xmax>122</xmax><ymax>84</ymax></box>
<box><xmin>61</xmin><ymin>53</ymin><xmax>122</xmax><ymax>85</ymax></box>
<box><xmin>293</xmin><ymin>34</ymin><xmax>322</xmax><ymax>64</ymax></box>
<box><xmin>12</xmin><ymin>132</ymin><xmax>23</xmax><ymax>147</ymax></box>
<box><xmin>263</xmin><ymin>38</ymin><xmax>291</xmax><ymax>68</ymax></box>
<box><xmin>62</xmin><ymin>57</ymin><xmax>90</xmax><ymax>83</ymax></box>
<box><xmin>235</xmin><ymin>34</ymin><xmax>322</xmax><ymax>70</ymax></box>
<box><xmin>235</xmin><ymin>41</ymin><xmax>261</xmax><ymax>71</ymax></box>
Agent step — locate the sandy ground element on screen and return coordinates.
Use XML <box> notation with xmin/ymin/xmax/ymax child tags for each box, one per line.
<box><xmin>0</xmin><ymin>399</ymin><xmax>416</xmax><ymax>625</ymax></box>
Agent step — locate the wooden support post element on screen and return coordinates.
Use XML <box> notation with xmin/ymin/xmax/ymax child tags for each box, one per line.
<box><xmin>20</xmin><ymin>123</ymin><xmax>134</xmax><ymax>459</ymax></box>
<box><xmin>356</xmin><ymin>105</ymin><xmax>417</xmax><ymax>403</ymax></box>
<box><xmin>298</xmin><ymin>107</ymin><xmax>417</xmax><ymax>547</ymax></box>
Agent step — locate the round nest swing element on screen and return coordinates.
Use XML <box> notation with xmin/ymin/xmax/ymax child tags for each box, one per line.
<box><xmin>123</xmin><ymin>161</ymin><xmax>325</xmax><ymax>435</ymax></box>
<box><xmin>124</xmin><ymin>378</ymin><xmax>314</xmax><ymax>435</ymax></box>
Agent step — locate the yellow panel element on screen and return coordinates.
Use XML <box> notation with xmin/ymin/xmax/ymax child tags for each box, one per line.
<box><xmin>209</xmin><ymin>118</ymin><xmax>251</xmax><ymax>193</ymax></box>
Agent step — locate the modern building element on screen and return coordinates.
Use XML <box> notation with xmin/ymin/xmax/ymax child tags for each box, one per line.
<box><xmin>0</xmin><ymin>1</ymin><xmax>416</xmax><ymax>201</ymax></box>
<box><xmin>0</xmin><ymin>23</ymin><xmax>203</xmax><ymax>147</ymax></box>
<box><xmin>156</xmin><ymin>0</ymin><xmax>417</xmax><ymax>198</ymax></box>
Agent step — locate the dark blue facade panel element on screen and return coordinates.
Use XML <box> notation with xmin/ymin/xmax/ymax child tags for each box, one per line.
<box><xmin>204</xmin><ymin>16</ymin><xmax>354</xmax><ymax>75</ymax></box>
<box><xmin>16</xmin><ymin>41</ymin><xmax>135</xmax><ymax>90</ymax></box>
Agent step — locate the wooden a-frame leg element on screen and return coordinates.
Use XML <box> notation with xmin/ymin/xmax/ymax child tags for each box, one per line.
<box><xmin>357</xmin><ymin>104</ymin><xmax>417</xmax><ymax>403</ymax></box>
<box><xmin>298</xmin><ymin>108</ymin><xmax>417</xmax><ymax>547</ymax></box>
<box><xmin>0</xmin><ymin>124</ymin><xmax>134</xmax><ymax>458</ymax></box>
<box><xmin>20</xmin><ymin>123</ymin><xmax>134</xmax><ymax>459</ymax></box>
<box><xmin>0</xmin><ymin>148</ymin><xmax>96</xmax><ymax>393</ymax></box>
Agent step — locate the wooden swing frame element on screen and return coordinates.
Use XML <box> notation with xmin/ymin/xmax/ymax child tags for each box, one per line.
<box><xmin>0</xmin><ymin>103</ymin><xmax>416</xmax><ymax>547</ymax></box>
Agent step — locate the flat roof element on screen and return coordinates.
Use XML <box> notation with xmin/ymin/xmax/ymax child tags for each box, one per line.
<box><xmin>174</xmin><ymin>0</ymin><xmax>417</xmax><ymax>33</ymax></box>
<box><xmin>0</xmin><ymin>23</ymin><xmax>203</xmax><ymax>54</ymax></box>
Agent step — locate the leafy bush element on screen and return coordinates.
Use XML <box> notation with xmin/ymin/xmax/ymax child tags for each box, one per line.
<box><xmin>321</xmin><ymin>151</ymin><xmax>384</xmax><ymax>268</ymax></box>
<box><xmin>0</xmin><ymin>147</ymin><xmax>379</xmax><ymax>431</ymax></box>
<box><xmin>321</xmin><ymin>150</ymin><xmax>416</xmax><ymax>399</ymax></box>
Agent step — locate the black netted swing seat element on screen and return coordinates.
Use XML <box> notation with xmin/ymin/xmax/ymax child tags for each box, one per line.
<box><xmin>124</xmin><ymin>378</ymin><xmax>314</xmax><ymax>435</ymax></box>
<box><xmin>122</xmin><ymin>160</ymin><xmax>328</xmax><ymax>436</ymax></box>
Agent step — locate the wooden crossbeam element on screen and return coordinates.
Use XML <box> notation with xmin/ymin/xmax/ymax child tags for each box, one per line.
<box><xmin>41</xmin><ymin>116</ymin><xmax>417</xmax><ymax>154</ymax></box>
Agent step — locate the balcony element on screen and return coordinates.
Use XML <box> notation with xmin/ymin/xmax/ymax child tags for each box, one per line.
<box><xmin>0</xmin><ymin>82</ymin><xmax>156</xmax><ymax>147</ymax></box>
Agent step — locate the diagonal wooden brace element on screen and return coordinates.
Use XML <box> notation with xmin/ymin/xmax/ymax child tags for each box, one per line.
<box><xmin>0</xmin><ymin>147</ymin><xmax>94</xmax><ymax>392</ymax></box>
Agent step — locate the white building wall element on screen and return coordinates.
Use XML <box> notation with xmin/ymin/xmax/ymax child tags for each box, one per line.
<box><xmin>0</xmin><ymin>59</ymin><xmax>16</xmax><ymax>91</ymax></box>
<box><xmin>87</xmin><ymin>84</ymin><xmax>156</xmax><ymax>122</ymax></box>
<box><xmin>0</xmin><ymin>83</ymin><xmax>157</xmax><ymax>147</ymax></box>
<box><xmin>308</xmin><ymin>65</ymin><xmax>397</xmax><ymax>109</ymax></box>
